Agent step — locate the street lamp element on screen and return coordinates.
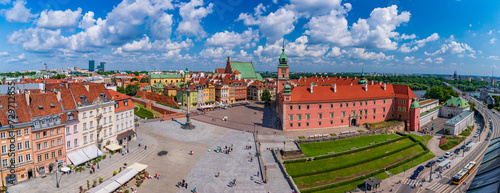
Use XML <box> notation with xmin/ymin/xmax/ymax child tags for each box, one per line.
<box><xmin>97</xmin><ymin>146</ymin><xmax>100</xmax><ymax>169</ymax></box>
<box><xmin>127</xmin><ymin>130</ymin><xmax>130</xmax><ymax>153</ymax></box>
<box><xmin>55</xmin><ymin>159</ymin><xmax>59</xmax><ymax>188</ymax></box>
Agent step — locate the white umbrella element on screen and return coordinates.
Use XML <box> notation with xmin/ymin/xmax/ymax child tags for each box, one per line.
<box><xmin>61</xmin><ymin>167</ymin><xmax>70</xmax><ymax>172</ymax></box>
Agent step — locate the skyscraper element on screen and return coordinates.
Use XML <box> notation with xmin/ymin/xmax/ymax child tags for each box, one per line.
<box><xmin>89</xmin><ymin>60</ymin><xmax>95</xmax><ymax>71</ymax></box>
<box><xmin>43</xmin><ymin>63</ymin><xmax>47</xmax><ymax>71</ymax></box>
<box><xmin>99</xmin><ymin>62</ymin><xmax>106</xmax><ymax>72</ymax></box>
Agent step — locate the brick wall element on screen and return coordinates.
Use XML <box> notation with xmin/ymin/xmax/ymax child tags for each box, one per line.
<box><xmin>136</xmin><ymin>90</ymin><xmax>180</xmax><ymax>108</ymax></box>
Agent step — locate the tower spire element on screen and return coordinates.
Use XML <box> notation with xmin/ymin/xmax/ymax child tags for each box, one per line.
<box><xmin>282</xmin><ymin>37</ymin><xmax>285</xmax><ymax>52</ymax></box>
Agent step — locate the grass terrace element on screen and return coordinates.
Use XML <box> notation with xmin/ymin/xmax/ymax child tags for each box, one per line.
<box><xmin>368</xmin><ymin>120</ymin><xmax>401</xmax><ymax>129</ymax></box>
<box><xmin>299</xmin><ymin>134</ymin><xmax>399</xmax><ymax>157</ymax></box>
<box><xmin>406</xmin><ymin>134</ymin><xmax>433</xmax><ymax>146</ymax></box>
<box><xmin>439</xmin><ymin>136</ymin><xmax>466</xmax><ymax>150</ymax></box>
<box><xmin>133</xmin><ymin>102</ymin><xmax>162</xmax><ymax>119</ymax></box>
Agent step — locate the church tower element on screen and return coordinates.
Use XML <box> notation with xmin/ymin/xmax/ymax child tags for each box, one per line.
<box><xmin>277</xmin><ymin>39</ymin><xmax>289</xmax><ymax>93</ymax></box>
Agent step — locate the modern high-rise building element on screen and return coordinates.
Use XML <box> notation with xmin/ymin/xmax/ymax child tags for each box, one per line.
<box><xmin>43</xmin><ymin>63</ymin><xmax>47</xmax><ymax>71</ymax></box>
<box><xmin>89</xmin><ymin>60</ymin><xmax>95</xmax><ymax>71</ymax></box>
<box><xmin>98</xmin><ymin>62</ymin><xmax>106</xmax><ymax>72</ymax></box>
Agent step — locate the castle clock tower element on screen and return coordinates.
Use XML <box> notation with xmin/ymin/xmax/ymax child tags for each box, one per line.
<box><xmin>277</xmin><ymin>39</ymin><xmax>289</xmax><ymax>93</ymax></box>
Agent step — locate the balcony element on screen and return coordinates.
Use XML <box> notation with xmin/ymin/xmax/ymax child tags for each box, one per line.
<box><xmin>96</xmin><ymin>114</ymin><xmax>103</xmax><ymax>119</ymax></box>
<box><xmin>96</xmin><ymin>125</ymin><xmax>103</xmax><ymax>131</ymax></box>
<box><xmin>97</xmin><ymin>139</ymin><xmax>103</xmax><ymax>144</ymax></box>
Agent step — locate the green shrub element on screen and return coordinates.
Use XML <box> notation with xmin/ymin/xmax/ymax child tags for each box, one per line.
<box><xmin>329</xmin><ymin>133</ymin><xmax>336</xmax><ymax>136</ymax></box>
<box><xmin>284</xmin><ymin>158</ymin><xmax>307</xmax><ymax>164</ymax></box>
<box><xmin>357</xmin><ymin>130</ymin><xmax>364</xmax><ymax>133</ymax></box>
<box><xmin>125</xmin><ymin>190</ymin><xmax>129</xmax><ymax>193</ymax></box>
<box><xmin>99</xmin><ymin>177</ymin><xmax>103</xmax><ymax>182</ymax></box>
<box><xmin>136</xmin><ymin>183</ymin><xmax>141</xmax><ymax>187</ymax></box>
<box><xmin>298</xmin><ymin>136</ymin><xmax>305</xmax><ymax>139</ymax></box>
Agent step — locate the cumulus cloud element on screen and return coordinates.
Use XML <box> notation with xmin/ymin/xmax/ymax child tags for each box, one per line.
<box><xmin>1</xmin><ymin>0</ymin><xmax>37</xmax><ymax>23</ymax></box>
<box><xmin>114</xmin><ymin>36</ymin><xmax>193</xmax><ymax>55</ymax></box>
<box><xmin>305</xmin><ymin>5</ymin><xmax>410</xmax><ymax>50</ymax></box>
<box><xmin>343</xmin><ymin>48</ymin><xmax>394</xmax><ymax>61</ymax></box>
<box><xmin>487</xmin><ymin>56</ymin><xmax>500</xmax><ymax>60</ymax></box>
<box><xmin>425</xmin><ymin>37</ymin><xmax>474</xmax><ymax>56</ymax></box>
<box><xmin>415</xmin><ymin>33</ymin><xmax>439</xmax><ymax>47</ymax></box>
<box><xmin>398</xmin><ymin>33</ymin><xmax>439</xmax><ymax>53</ymax></box>
<box><xmin>0</xmin><ymin>52</ymin><xmax>8</xmax><ymax>56</ymax></box>
<box><xmin>199</xmin><ymin>47</ymin><xmax>235</xmax><ymax>59</ymax></box>
<box><xmin>403</xmin><ymin>56</ymin><xmax>420</xmax><ymax>64</ymax></box>
<box><xmin>6</xmin><ymin>53</ymin><xmax>25</xmax><ymax>63</ymax></box>
<box><xmin>149</xmin><ymin>12</ymin><xmax>173</xmax><ymax>40</ymax></box>
<box><xmin>205</xmin><ymin>28</ymin><xmax>259</xmax><ymax>49</ymax></box>
<box><xmin>288</xmin><ymin>0</ymin><xmax>344</xmax><ymax>16</ymax></box>
<box><xmin>176</xmin><ymin>0</ymin><xmax>213</xmax><ymax>38</ymax></box>
<box><xmin>396</xmin><ymin>34</ymin><xmax>416</xmax><ymax>40</ymax></box>
<box><xmin>36</xmin><ymin>8</ymin><xmax>82</xmax><ymax>28</ymax></box>
<box><xmin>424</xmin><ymin>57</ymin><xmax>444</xmax><ymax>64</ymax></box>
<box><xmin>237</xmin><ymin>6</ymin><xmax>298</xmax><ymax>42</ymax></box>
<box><xmin>326</xmin><ymin>47</ymin><xmax>342</xmax><ymax>57</ymax></box>
<box><xmin>398</xmin><ymin>44</ymin><xmax>418</xmax><ymax>53</ymax></box>
<box><xmin>78</xmin><ymin>11</ymin><xmax>96</xmax><ymax>29</ymax></box>
<box><xmin>490</xmin><ymin>38</ymin><xmax>496</xmax><ymax>44</ymax></box>
<box><xmin>0</xmin><ymin>0</ymin><xmax>10</xmax><ymax>5</ymax></box>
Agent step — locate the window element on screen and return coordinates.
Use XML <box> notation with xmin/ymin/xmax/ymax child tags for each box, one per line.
<box><xmin>290</xmin><ymin>123</ymin><xmax>293</xmax><ymax>127</ymax></box>
<box><xmin>44</xmin><ymin>142</ymin><xmax>48</xmax><ymax>149</ymax></box>
<box><xmin>383</xmin><ymin>107</ymin><xmax>386</xmax><ymax>113</ymax></box>
<box><xmin>104</xmin><ymin>129</ymin><xmax>107</xmax><ymax>137</ymax></box>
<box><xmin>318</xmin><ymin>121</ymin><xmax>322</xmax><ymax>126</ymax></box>
<box><xmin>360</xmin><ymin>110</ymin><xmax>363</xmax><ymax>115</ymax></box>
<box><xmin>17</xmin><ymin>142</ymin><xmax>22</xmax><ymax>150</ymax></box>
<box><xmin>403</xmin><ymin>107</ymin><xmax>406</xmax><ymax>112</ymax></box>
<box><xmin>0</xmin><ymin>133</ymin><xmax>4</xmax><ymax>139</ymax></box>
<box><xmin>2</xmin><ymin>159</ymin><xmax>7</xmax><ymax>167</ymax></box>
<box><xmin>398</xmin><ymin>107</ymin><xmax>401</xmax><ymax>112</ymax></box>
<box><xmin>330</xmin><ymin>112</ymin><xmax>334</xmax><ymax>118</ymax></box>
<box><xmin>360</xmin><ymin>101</ymin><xmax>362</xmax><ymax>106</ymax></box>
<box><xmin>18</xmin><ymin>156</ymin><xmax>23</xmax><ymax>163</ymax></box>
<box><xmin>383</xmin><ymin>99</ymin><xmax>386</xmax><ymax>104</ymax></box>
<box><xmin>37</xmin><ymin>143</ymin><xmax>41</xmax><ymax>150</ymax></box>
<box><xmin>83</xmin><ymin>112</ymin><xmax>87</xmax><ymax>118</ymax></box>
<box><xmin>97</xmin><ymin>109</ymin><xmax>100</xmax><ymax>115</ymax></box>
<box><xmin>306</xmin><ymin>114</ymin><xmax>310</xmax><ymax>120</ymax></box>
<box><xmin>50</xmin><ymin>130</ymin><xmax>54</xmax><ymax>136</ymax></box>
<box><xmin>57</xmin><ymin>138</ymin><xmax>61</xmax><ymax>145</ymax></box>
<box><xmin>51</xmin><ymin>140</ymin><xmax>55</xmax><ymax>147</ymax></box>
<box><xmin>124</xmin><ymin>101</ymin><xmax>128</xmax><ymax>106</ymax></box>
<box><xmin>58</xmin><ymin>150</ymin><xmax>62</xmax><ymax>156</ymax></box>
<box><xmin>352</xmin><ymin>110</ymin><xmax>356</xmax><ymax>116</ymax></box>
<box><xmin>331</xmin><ymin>103</ymin><xmax>334</xmax><ymax>108</ymax></box>
<box><xmin>45</xmin><ymin>153</ymin><xmax>49</xmax><ymax>160</ymax></box>
<box><xmin>298</xmin><ymin>105</ymin><xmax>301</xmax><ymax>110</ymax></box>
<box><xmin>1</xmin><ymin>145</ymin><xmax>6</xmax><ymax>154</ymax></box>
<box><xmin>73</xmin><ymin>125</ymin><xmax>78</xmax><ymax>133</ymax></box>
<box><xmin>341</xmin><ymin>119</ymin><xmax>344</xmax><ymax>124</ymax></box>
<box><xmin>365</xmin><ymin>109</ymin><xmax>368</xmax><ymax>114</ymax></box>
<box><xmin>116</xmin><ymin>115</ymin><xmax>119</xmax><ymax>121</ymax></box>
<box><xmin>307</xmin><ymin>105</ymin><xmax>310</xmax><ymax>109</ymax></box>
<box><xmin>115</xmin><ymin>103</ymin><xmax>119</xmax><ymax>109</ymax></box>
<box><xmin>319</xmin><ymin>104</ymin><xmax>322</xmax><ymax>109</ymax></box>
<box><xmin>25</xmin><ymin>141</ymin><xmax>29</xmax><ymax>149</ymax></box>
<box><xmin>373</xmin><ymin>108</ymin><xmax>376</xmax><ymax>114</ymax></box>
<box><xmin>398</xmin><ymin>99</ymin><xmax>401</xmax><ymax>104</ymax></box>
<box><xmin>109</xmin><ymin>116</ymin><xmax>112</xmax><ymax>122</ymax></box>
<box><xmin>109</xmin><ymin>129</ymin><xmax>112</xmax><ymax>136</ymax></box>
<box><xmin>26</xmin><ymin>154</ymin><xmax>31</xmax><ymax>161</ymax></box>
<box><xmin>346</xmin><ymin>103</ymin><xmax>349</xmax><ymax>107</ymax></box>
<box><xmin>84</xmin><ymin>136</ymin><xmax>87</xmax><ymax>144</ymax></box>
<box><xmin>67</xmin><ymin>141</ymin><xmax>71</xmax><ymax>149</ymax></box>
<box><xmin>353</xmin><ymin>102</ymin><xmax>355</xmax><ymax>107</ymax></box>
<box><xmin>373</xmin><ymin>100</ymin><xmax>376</xmax><ymax>105</ymax></box>
<box><xmin>17</xmin><ymin>130</ymin><xmax>21</xmax><ymax>136</ymax></box>
<box><xmin>109</xmin><ymin>107</ymin><xmax>111</xmax><ymax>112</ymax></box>
<box><xmin>330</xmin><ymin>120</ymin><xmax>333</xmax><ymax>124</ymax></box>
<box><xmin>8</xmin><ymin>131</ymin><xmax>14</xmax><ymax>138</ymax></box>
<box><xmin>373</xmin><ymin>116</ymin><xmax>376</xmax><ymax>119</ymax></box>
<box><xmin>37</xmin><ymin>155</ymin><xmax>42</xmax><ymax>162</ymax></box>
<box><xmin>289</xmin><ymin>114</ymin><xmax>293</xmax><ymax>121</ymax></box>
<box><xmin>391</xmin><ymin>106</ymin><xmax>394</xmax><ymax>111</ymax></box>
<box><xmin>66</xmin><ymin>127</ymin><xmax>70</xmax><ymax>135</ymax></box>
<box><xmin>342</xmin><ymin>111</ymin><xmax>346</xmax><ymax>117</ymax></box>
<box><xmin>298</xmin><ymin>123</ymin><xmax>301</xmax><ymax>127</ymax></box>
<box><xmin>318</xmin><ymin>113</ymin><xmax>323</xmax><ymax>119</ymax></box>
<box><xmin>57</xmin><ymin>128</ymin><xmax>60</xmax><ymax>134</ymax></box>
<box><xmin>403</xmin><ymin>100</ymin><xmax>406</xmax><ymax>105</ymax></box>
<box><xmin>52</xmin><ymin>152</ymin><xmax>55</xmax><ymax>158</ymax></box>
<box><xmin>290</xmin><ymin>105</ymin><xmax>293</xmax><ymax>110</ymax></box>
<box><xmin>365</xmin><ymin>101</ymin><xmax>368</xmax><ymax>105</ymax></box>
<box><xmin>90</xmin><ymin>111</ymin><xmax>93</xmax><ymax>116</ymax></box>
<box><xmin>297</xmin><ymin>114</ymin><xmax>302</xmax><ymax>120</ymax></box>
<box><xmin>340</xmin><ymin>103</ymin><xmax>343</xmax><ymax>108</ymax></box>
<box><xmin>103</xmin><ymin>108</ymin><xmax>106</xmax><ymax>113</ymax></box>
<box><xmin>74</xmin><ymin>139</ymin><xmax>78</xmax><ymax>147</ymax></box>
<box><xmin>90</xmin><ymin>121</ymin><xmax>94</xmax><ymax>128</ymax></box>
<box><xmin>90</xmin><ymin>134</ymin><xmax>94</xmax><ymax>141</ymax></box>
<box><xmin>104</xmin><ymin>117</ymin><xmax>107</xmax><ymax>124</ymax></box>
<box><xmin>383</xmin><ymin>114</ymin><xmax>386</xmax><ymax>118</ymax></box>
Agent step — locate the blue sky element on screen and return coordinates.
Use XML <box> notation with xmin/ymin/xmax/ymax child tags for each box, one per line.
<box><xmin>0</xmin><ymin>0</ymin><xmax>500</xmax><ymax>75</ymax></box>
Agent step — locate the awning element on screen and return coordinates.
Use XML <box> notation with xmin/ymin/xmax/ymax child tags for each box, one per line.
<box><xmin>87</xmin><ymin>178</ymin><xmax>121</xmax><ymax>193</ymax></box>
<box><xmin>113</xmin><ymin>168</ymin><xmax>138</xmax><ymax>185</ymax></box>
<box><xmin>86</xmin><ymin>188</ymin><xmax>108</xmax><ymax>193</ymax></box>
<box><xmin>82</xmin><ymin>145</ymin><xmax>103</xmax><ymax>160</ymax></box>
<box><xmin>198</xmin><ymin>105</ymin><xmax>213</xmax><ymax>109</ymax></box>
<box><xmin>127</xmin><ymin>162</ymin><xmax>148</xmax><ymax>172</ymax></box>
<box><xmin>439</xmin><ymin>160</ymin><xmax>451</xmax><ymax>167</ymax></box>
<box><xmin>117</xmin><ymin>130</ymin><xmax>136</xmax><ymax>140</ymax></box>
<box><xmin>67</xmin><ymin>150</ymin><xmax>91</xmax><ymax>166</ymax></box>
<box><xmin>105</xmin><ymin>144</ymin><xmax>122</xmax><ymax>151</ymax></box>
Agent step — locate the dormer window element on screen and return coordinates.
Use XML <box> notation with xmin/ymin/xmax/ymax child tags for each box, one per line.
<box><xmin>67</xmin><ymin>112</ymin><xmax>74</xmax><ymax>121</ymax></box>
<box><xmin>38</xmin><ymin>105</ymin><xmax>44</xmax><ymax>110</ymax></box>
<box><xmin>79</xmin><ymin>96</ymin><xmax>87</xmax><ymax>103</ymax></box>
<box><xmin>124</xmin><ymin>101</ymin><xmax>128</xmax><ymax>106</ymax></box>
<box><xmin>100</xmin><ymin>93</ymin><xmax>107</xmax><ymax>100</ymax></box>
<box><xmin>7</xmin><ymin>110</ymin><xmax>18</xmax><ymax>122</ymax></box>
<box><xmin>50</xmin><ymin>104</ymin><xmax>55</xmax><ymax>108</ymax></box>
<box><xmin>0</xmin><ymin>105</ymin><xmax>3</xmax><ymax>110</ymax></box>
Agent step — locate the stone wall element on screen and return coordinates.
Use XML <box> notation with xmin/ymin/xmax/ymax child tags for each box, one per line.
<box><xmin>136</xmin><ymin>90</ymin><xmax>180</xmax><ymax>108</ymax></box>
<box><xmin>370</xmin><ymin>121</ymin><xmax>405</xmax><ymax>133</ymax></box>
<box><xmin>131</xmin><ymin>97</ymin><xmax>184</xmax><ymax>119</ymax></box>
<box><xmin>420</xmin><ymin>108</ymin><xmax>439</xmax><ymax>127</ymax></box>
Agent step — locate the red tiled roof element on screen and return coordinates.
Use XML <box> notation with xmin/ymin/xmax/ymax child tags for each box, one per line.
<box><xmin>28</xmin><ymin>92</ymin><xmax>64</xmax><ymax>117</ymax></box>
<box><xmin>69</xmin><ymin>83</ymin><xmax>112</xmax><ymax>105</ymax></box>
<box><xmin>58</xmin><ymin>89</ymin><xmax>77</xmax><ymax>110</ymax></box>
<box><xmin>285</xmin><ymin>84</ymin><xmax>410</xmax><ymax>103</ymax></box>
<box><xmin>108</xmin><ymin>90</ymin><xmax>130</xmax><ymax>101</ymax></box>
<box><xmin>393</xmin><ymin>84</ymin><xmax>417</xmax><ymax>98</ymax></box>
<box><xmin>0</xmin><ymin>94</ymin><xmax>32</xmax><ymax>126</ymax></box>
<box><xmin>216</xmin><ymin>68</ymin><xmax>225</xmax><ymax>74</ymax></box>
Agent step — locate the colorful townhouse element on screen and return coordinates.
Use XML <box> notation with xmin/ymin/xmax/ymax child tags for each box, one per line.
<box><xmin>108</xmin><ymin>90</ymin><xmax>136</xmax><ymax>145</ymax></box>
<box><xmin>0</xmin><ymin>94</ymin><xmax>35</xmax><ymax>184</ymax></box>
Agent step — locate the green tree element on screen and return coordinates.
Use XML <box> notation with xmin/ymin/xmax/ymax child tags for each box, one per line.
<box><xmin>51</xmin><ymin>74</ymin><xmax>66</xmax><ymax>79</ymax></box>
<box><xmin>261</xmin><ymin>89</ymin><xmax>272</xmax><ymax>103</ymax></box>
<box><xmin>140</xmin><ymin>78</ymin><xmax>148</xmax><ymax>83</ymax></box>
<box><xmin>425</xmin><ymin>86</ymin><xmax>444</xmax><ymax>101</ymax></box>
<box><xmin>125</xmin><ymin>84</ymin><xmax>139</xmax><ymax>96</ymax></box>
<box><xmin>130</xmin><ymin>77</ymin><xmax>139</xmax><ymax>82</ymax></box>
<box><xmin>117</xmin><ymin>87</ymin><xmax>125</xmax><ymax>94</ymax></box>
<box><xmin>468</xmin><ymin>101</ymin><xmax>476</xmax><ymax>111</ymax></box>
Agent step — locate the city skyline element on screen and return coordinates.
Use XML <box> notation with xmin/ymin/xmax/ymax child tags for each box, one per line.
<box><xmin>0</xmin><ymin>0</ymin><xmax>500</xmax><ymax>75</ymax></box>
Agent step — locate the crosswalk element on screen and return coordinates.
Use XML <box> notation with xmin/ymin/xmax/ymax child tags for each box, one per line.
<box><xmin>403</xmin><ymin>178</ymin><xmax>422</xmax><ymax>187</ymax></box>
<box><xmin>427</xmin><ymin>182</ymin><xmax>446</xmax><ymax>192</ymax></box>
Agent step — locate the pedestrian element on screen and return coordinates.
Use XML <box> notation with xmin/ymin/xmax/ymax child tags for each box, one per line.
<box><xmin>145</xmin><ymin>146</ymin><xmax>147</xmax><ymax>150</ymax></box>
<box><xmin>186</xmin><ymin>183</ymin><xmax>188</xmax><ymax>189</ymax></box>
<box><xmin>131</xmin><ymin>187</ymin><xmax>134</xmax><ymax>191</ymax></box>
<box><xmin>217</xmin><ymin>172</ymin><xmax>220</xmax><ymax>178</ymax></box>
<box><xmin>258</xmin><ymin>171</ymin><xmax>260</xmax><ymax>176</ymax></box>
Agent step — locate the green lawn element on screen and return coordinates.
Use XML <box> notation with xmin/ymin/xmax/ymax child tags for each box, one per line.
<box><xmin>314</xmin><ymin>172</ymin><xmax>390</xmax><ymax>193</ymax></box>
<box><xmin>157</xmin><ymin>102</ymin><xmax>181</xmax><ymax>109</ymax></box>
<box><xmin>294</xmin><ymin>145</ymin><xmax>425</xmax><ymax>190</ymax></box>
<box><xmin>299</xmin><ymin>134</ymin><xmax>399</xmax><ymax>157</ymax></box>
<box><xmin>286</xmin><ymin>138</ymin><xmax>415</xmax><ymax>177</ymax></box>
<box><xmin>407</xmin><ymin>134</ymin><xmax>433</xmax><ymax>146</ymax></box>
<box><xmin>388</xmin><ymin>151</ymin><xmax>435</xmax><ymax>175</ymax></box>
<box><xmin>439</xmin><ymin>136</ymin><xmax>465</xmax><ymax>150</ymax></box>
<box><xmin>134</xmin><ymin>107</ymin><xmax>154</xmax><ymax>119</ymax></box>
<box><xmin>133</xmin><ymin>102</ymin><xmax>163</xmax><ymax>116</ymax></box>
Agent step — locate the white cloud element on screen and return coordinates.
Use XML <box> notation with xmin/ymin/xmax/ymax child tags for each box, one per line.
<box><xmin>176</xmin><ymin>0</ymin><xmax>213</xmax><ymax>38</ymax></box>
<box><xmin>398</xmin><ymin>33</ymin><xmax>439</xmax><ymax>53</ymax></box>
<box><xmin>415</xmin><ymin>33</ymin><xmax>439</xmax><ymax>47</ymax></box>
<box><xmin>78</xmin><ymin>11</ymin><xmax>96</xmax><ymax>29</ymax></box>
<box><xmin>6</xmin><ymin>53</ymin><xmax>25</xmax><ymax>63</ymax></box>
<box><xmin>424</xmin><ymin>58</ymin><xmax>433</xmax><ymax>63</ymax></box>
<box><xmin>286</xmin><ymin>36</ymin><xmax>329</xmax><ymax>57</ymax></box>
<box><xmin>36</xmin><ymin>8</ymin><xmax>82</xmax><ymax>28</ymax></box>
<box><xmin>0</xmin><ymin>0</ymin><xmax>10</xmax><ymax>5</ymax></box>
<box><xmin>343</xmin><ymin>48</ymin><xmax>393</xmax><ymax>61</ymax></box>
<box><xmin>403</xmin><ymin>56</ymin><xmax>420</xmax><ymax>64</ymax></box>
<box><xmin>434</xmin><ymin>57</ymin><xmax>444</xmax><ymax>64</ymax></box>
<box><xmin>488</xmin><ymin>30</ymin><xmax>493</xmax><ymax>35</ymax></box>
<box><xmin>237</xmin><ymin>6</ymin><xmax>298</xmax><ymax>42</ymax></box>
<box><xmin>397</xmin><ymin>34</ymin><xmax>416</xmax><ymax>40</ymax></box>
<box><xmin>398</xmin><ymin>43</ymin><xmax>418</xmax><ymax>53</ymax></box>
<box><xmin>1</xmin><ymin>0</ymin><xmax>37</xmax><ymax>23</ymax></box>
<box><xmin>272</xmin><ymin>0</ymin><xmax>278</xmax><ymax>4</ymax></box>
<box><xmin>305</xmin><ymin>5</ymin><xmax>410</xmax><ymax>50</ymax></box>
<box><xmin>121</xmin><ymin>35</ymin><xmax>152</xmax><ymax>52</ymax></box>
<box><xmin>205</xmin><ymin>28</ymin><xmax>259</xmax><ymax>49</ymax></box>
<box><xmin>487</xmin><ymin>56</ymin><xmax>500</xmax><ymax>60</ymax></box>
<box><xmin>326</xmin><ymin>47</ymin><xmax>342</xmax><ymax>57</ymax></box>
<box><xmin>490</xmin><ymin>38</ymin><xmax>496</xmax><ymax>44</ymax></box>
<box><xmin>199</xmin><ymin>47</ymin><xmax>235</xmax><ymax>59</ymax></box>
<box><xmin>0</xmin><ymin>52</ymin><xmax>8</xmax><ymax>56</ymax></box>
<box><xmin>114</xmin><ymin>36</ymin><xmax>193</xmax><ymax>55</ymax></box>
<box><xmin>149</xmin><ymin>12</ymin><xmax>173</xmax><ymax>40</ymax></box>
<box><xmin>8</xmin><ymin>28</ymin><xmax>69</xmax><ymax>52</ymax></box>
<box><xmin>289</xmin><ymin>0</ymin><xmax>344</xmax><ymax>16</ymax></box>
<box><xmin>425</xmin><ymin>37</ymin><xmax>474</xmax><ymax>56</ymax></box>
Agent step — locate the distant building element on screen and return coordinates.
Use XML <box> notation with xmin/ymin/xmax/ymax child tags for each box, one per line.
<box><xmin>443</xmin><ymin>110</ymin><xmax>474</xmax><ymax>135</ymax></box>
<box><xmin>44</xmin><ymin>63</ymin><xmax>47</xmax><ymax>71</ymax></box>
<box><xmin>97</xmin><ymin>62</ymin><xmax>106</xmax><ymax>72</ymax></box>
<box><xmin>491</xmin><ymin>78</ymin><xmax>496</xmax><ymax>86</ymax></box>
<box><xmin>89</xmin><ymin>60</ymin><xmax>95</xmax><ymax>71</ymax></box>
<box><xmin>440</xmin><ymin>97</ymin><xmax>469</xmax><ymax>118</ymax></box>
<box><xmin>75</xmin><ymin>66</ymin><xmax>80</xmax><ymax>70</ymax></box>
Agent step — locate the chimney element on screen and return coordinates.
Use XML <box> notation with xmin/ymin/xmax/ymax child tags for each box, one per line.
<box><xmin>350</xmin><ymin>83</ymin><xmax>353</xmax><ymax>86</ymax></box>
<box><xmin>383</xmin><ymin>83</ymin><xmax>387</xmax><ymax>90</ymax></box>
<box><xmin>310</xmin><ymin>83</ymin><xmax>316</xmax><ymax>94</ymax></box>
<box><xmin>25</xmin><ymin>91</ymin><xmax>30</xmax><ymax>106</ymax></box>
<box><xmin>365</xmin><ymin>83</ymin><xmax>368</xmax><ymax>92</ymax></box>
<box><xmin>334</xmin><ymin>83</ymin><xmax>337</xmax><ymax>93</ymax></box>
<box><xmin>83</xmin><ymin>83</ymin><xmax>89</xmax><ymax>92</ymax></box>
<box><xmin>55</xmin><ymin>90</ymin><xmax>61</xmax><ymax>101</ymax></box>
<box><xmin>371</xmin><ymin>80</ymin><xmax>374</xmax><ymax>85</ymax></box>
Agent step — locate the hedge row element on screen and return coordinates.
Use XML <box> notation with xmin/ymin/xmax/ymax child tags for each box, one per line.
<box><xmin>313</xmin><ymin>136</ymin><xmax>407</xmax><ymax>160</ymax></box>
<box><xmin>290</xmin><ymin>142</ymin><xmax>419</xmax><ymax>178</ymax></box>
<box><xmin>397</xmin><ymin>132</ymin><xmax>429</xmax><ymax>151</ymax></box>
<box><xmin>301</xmin><ymin>169</ymin><xmax>386</xmax><ymax>193</ymax></box>
<box><xmin>301</xmin><ymin>149</ymin><xmax>431</xmax><ymax>193</ymax></box>
<box><xmin>284</xmin><ymin>158</ymin><xmax>307</xmax><ymax>164</ymax></box>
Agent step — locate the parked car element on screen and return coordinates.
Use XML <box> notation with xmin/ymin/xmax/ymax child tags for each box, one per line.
<box><xmin>444</xmin><ymin>152</ymin><xmax>454</xmax><ymax>158</ymax></box>
<box><xmin>437</xmin><ymin>157</ymin><xmax>445</xmax><ymax>162</ymax></box>
<box><xmin>466</xmin><ymin>141</ymin><xmax>472</xmax><ymax>146</ymax></box>
<box><xmin>461</xmin><ymin>145</ymin><xmax>466</xmax><ymax>149</ymax></box>
<box><xmin>410</xmin><ymin>173</ymin><xmax>418</xmax><ymax>180</ymax></box>
<box><xmin>426</xmin><ymin>160</ymin><xmax>436</xmax><ymax>167</ymax></box>
<box><xmin>474</xmin><ymin>133</ymin><xmax>479</xmax><ymax>138</ymax></box>
<box><xmin>416</xmin><ymin>166</ymin><xmax>425</xmax><ymax>172</ymax></box>
<box><xmin>454</xmin><ymin>148</ymin><xmax>461</xmax><ymax>154</ymax></box>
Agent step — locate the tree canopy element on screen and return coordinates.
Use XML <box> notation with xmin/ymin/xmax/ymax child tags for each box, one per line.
<box><xmin>51</xmin><ymin>74</ymin><xmax>66</xmax><ymax>79</ymax></box>
<box><xmin>140</xmin><ymin>78</ymin><xmax>148</xmax><ymax>83</ymax></box>
<box><xmin>424</xmin><ymin>86</ymin><xmax>458</xmax><ymax>102</ymax></box>
<box><xmin>125</xmin><ymin>84</ymin><xmax>139</xmax><ymax>96</ymax></box>
<box><xmin>261</xmin><ymin>89</ymin><xmax>272</xmax><ymax>103</ymax></box>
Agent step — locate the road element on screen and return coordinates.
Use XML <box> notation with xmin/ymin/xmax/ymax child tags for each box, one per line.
<box><xmin>394</xmin><ymin>82</ymin><xmax>498</xmax><ymax>193</ymax></box>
